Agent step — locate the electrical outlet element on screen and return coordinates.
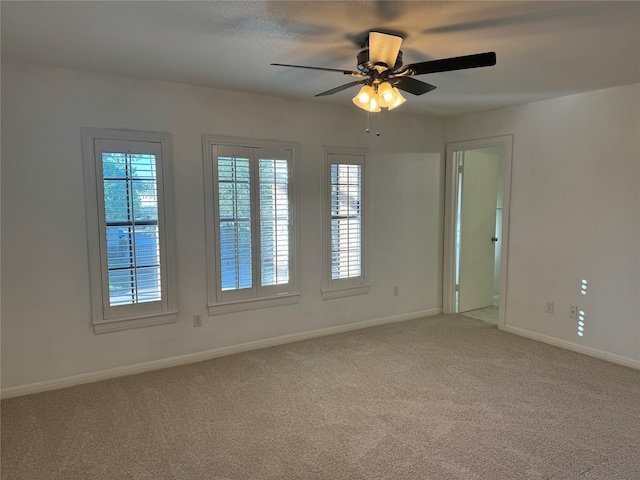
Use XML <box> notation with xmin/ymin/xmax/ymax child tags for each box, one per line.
<box><xmin>546</xmin><ymin>301</ymin><xmax>554</xmax><ymax>313</ymax></box>
<box><xmin>569</xmin><ymin>305</ymin><xmax>578</xmax><ymax>319</ymax></box>
<box><xmin>193</xmin><ymin>314</ymin><xmax>202</xmax><ymax>328</ymax></box>
<box><xmin>393</xmin><ymin>286</ymin><xmax>399</xmax><ymax>296</ymax></box>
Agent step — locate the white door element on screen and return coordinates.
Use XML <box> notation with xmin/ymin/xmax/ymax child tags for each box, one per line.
<box><xmin>457</xmin><ymin>149</ymin><xmax>499</xmax><ymax>312</ymax></box>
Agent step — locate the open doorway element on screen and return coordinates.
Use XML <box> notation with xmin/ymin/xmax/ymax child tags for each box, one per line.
<box><xmin>443</xmin><ymin>136</ymin><xmax>513</xmax><ymax>328</ymax></box>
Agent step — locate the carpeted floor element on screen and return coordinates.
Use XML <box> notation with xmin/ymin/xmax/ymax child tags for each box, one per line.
<box><xmin>2</xmin><ymin>314</ymin><xmax>640</xmax><ymax>479</ymax></box>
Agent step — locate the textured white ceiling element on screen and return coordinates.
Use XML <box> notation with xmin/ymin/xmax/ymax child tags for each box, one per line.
<box><xmin>2</xmin><ymin>1</ymin><xmax>639</xmax><ymax>117</ymax></box>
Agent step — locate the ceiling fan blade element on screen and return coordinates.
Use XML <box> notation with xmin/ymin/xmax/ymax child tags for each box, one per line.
<box><xmin>271</xmin><ymin>63</ymin><xmax>360</xmax><ymax>75</ymax></box>
<box><xmin>395</xmin><ymin>77</ymin><xmax>437</xmax><ymax>96</ymax></box>
<box><xmin>368</xmin><ymin>31</ymin><xmax>403</xmax><ymax>69</ymax></box>
<box><xmin>315</xmin><ymin>81</ymin><xmax>365</xmax><ymax>97</ymax></box>
<box><xmin>404</xmin><ymin>52</ymin><xmax>496</xmax><ymax>75</ymax></box>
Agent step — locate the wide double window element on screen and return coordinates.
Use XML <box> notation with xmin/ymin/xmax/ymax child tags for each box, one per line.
<box><xmin>82</xmin><ymin>129</ymin><xmax>177</xmax><ymax>333</ymax></box>
<box><xmin>203</xmin><ymin>136</ymin><xmax>299</xmax><ymax>315</ymax></box>
<box><xmin>322</xmin><ymin>148</ymin><xmax>369</xmax><ymax>299</ymax></box>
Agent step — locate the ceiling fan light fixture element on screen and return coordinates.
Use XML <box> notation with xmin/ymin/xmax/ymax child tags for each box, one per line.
<box><xmin>377</xmin><ymin>81</ymin><xmax>397</xmax><ymax>108</ymax></box>
<box><xmin>353</xmin><ymin>84</ymin><xmax>401</xmax><ymax>112</ymax></box>
<box><xmin>378</xmin><ymin>81</ymin><xmax>395</xmax><ymax>102</ymax></box>
<box><xmin>357</xmin><ymin>85</ymin><xmax>374</xmax><ymax>103</ymax></box>
<box><xmin>353</xmin><ymin>85</ymin><xmax>381</xmax><ymax>112</ymax></box>
<box><xmin>368</xmin><ymin>94</ymin><xmax>381</xmax><ymax>112</ymax></box>
<box><xmin>352</xmin><ymin>94</ymin><xmax>368</xmax><ymax>110</ymax></box>
<box><xmin>387</xmin><ymin>88</ymin><xmax>406</xmax><ymax>110</ymax></box>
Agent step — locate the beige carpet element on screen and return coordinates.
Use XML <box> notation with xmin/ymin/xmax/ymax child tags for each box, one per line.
<box><xmin>2</xmin><ymin>315</ymin><xmax>640</xmax><ymax>479</ymax></box>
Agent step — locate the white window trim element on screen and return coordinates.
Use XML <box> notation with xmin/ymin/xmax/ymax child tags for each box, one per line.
<box><xmin>202</xmin><ymin>135</ymin><xmax>300</xmax><ymax>316</ymax></box>
<box><xmin>81</xmin><ymin>128</ymin><xmax>177</xmax><ymax>333</ymax></box>
<box><xmin>321</xmin><ymin>146</ymin><xmax>370</xmax><ymax>300</ymax></box>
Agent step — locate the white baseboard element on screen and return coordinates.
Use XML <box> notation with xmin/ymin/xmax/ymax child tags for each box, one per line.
<box><xmin>1</xmin><ymin>308</ymin><xmax>442</xmax><ymax>399</ymax></box>
<box><xmin>501</xmin><ymin>325</ymin><xmax>640</xmax><ymax>371</ymax></box>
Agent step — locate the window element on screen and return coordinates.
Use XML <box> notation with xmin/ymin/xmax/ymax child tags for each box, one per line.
<box><xmin>203</xmin><ymin>136</ymin><xmax>299</xmax><ymax>315</ymax></box>
<box><xmin>82</xmin><ymin>129</ymin><xmax>177</xmax><ymax>333</ymax></box>
<box><xmin>322</xmin><ymin>148</ymin><xmax>369</xmax><ymax>299</ymax></box>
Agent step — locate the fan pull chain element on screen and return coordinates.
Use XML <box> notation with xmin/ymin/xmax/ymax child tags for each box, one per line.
<box><xmin>364</xmin><ymin>112</ymin><xmax>382</xmax><ymax>136</ymax></box>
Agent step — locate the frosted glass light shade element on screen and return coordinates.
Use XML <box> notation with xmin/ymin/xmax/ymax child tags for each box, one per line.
<box><xmin>353</xmin><ymin>85</ymin><xmax>376</xmax><ymax>111</ymax></box>
<box><xmin>377</xmin><ymin>82</ymin><xmax>395</xmax><ymax>107</ymax></box>
<box><xmin>387</xmin><ymin>88</ymin><xmax>406</xmax><ymax>110</ymax></box>
<box><xmin>357</xmin><ymin>85</ymin><xmax>374</xmax><ymax>103</ymax></box>
<box><xmin>353</xmin><ymin>86</ymin><xmax>381</xmax><ymax>112</ymax></box>
<box><xmin>368</xmin><ymin>94</ymin><xmax>381</xmax><ymax>112</ymax></box>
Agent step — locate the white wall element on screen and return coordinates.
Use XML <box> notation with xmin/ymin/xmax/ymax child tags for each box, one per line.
<box><xmin>447</xmin><ymin>83</ymin><xmax>640</xmax><ymax>364</ymax></box>
<box><xmin>1</xmin><ymin>63</ymin><xmax>445</xmax><ymax>390</ymax></box>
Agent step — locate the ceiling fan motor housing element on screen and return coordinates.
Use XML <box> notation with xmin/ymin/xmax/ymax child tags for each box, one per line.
<box><xmin>357</xmin><ymin>49</ymin><xmax>403</xmax><ymax>74</ymax></box>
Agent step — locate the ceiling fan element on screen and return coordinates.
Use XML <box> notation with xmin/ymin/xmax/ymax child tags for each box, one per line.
<box><xmin>271</xmin><ymin>31</ymin><xmax>496</xmax><ymax>112</ymax></box>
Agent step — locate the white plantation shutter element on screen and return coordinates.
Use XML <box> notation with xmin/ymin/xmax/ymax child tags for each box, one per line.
<box><xmin>217</xmin><ymin>149</ymin><xmax>253</xmax><ymax>292</ymax></box>
<box><xmin>82</xmin><ymin>130</ymin><xmax>177</xmax><ymax>333</ymax></box>
<box><xmin>322</xmin><ymin>149</ymin><xmax>369</xmax><ymax>298</ymax></box>
<box><xmin>204</xmin><ymin>138</ymin><xmax>298</xmax><ymax>312</ymax></box>
<box><xmin>258</xmin><ymin>153</ymin><xmax>290</xmax><ymax>287</ymax></box>
<box><xmin>330</xmin><ymin>163</ymin><xmax>362</xmax><ymax>279</ymax></box>
<box><xmin>102</xmin><ymin>151</ymin><xmax>162</xmax><ymax>306</ymax></box>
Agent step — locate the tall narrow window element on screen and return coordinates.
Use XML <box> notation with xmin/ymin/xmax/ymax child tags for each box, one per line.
<box><xmin>103</xmin><ymin>151</ymin><xmax>161</xmax><ymax>305</ymax></box>
<box><xmin>331</xmin><ymin>163</ymin><xmax>362</xmax><ymax>280</ymax></box>
<box><xmin>82</xmin><ymin>129</ymin><xmax>177</xmax><ymax>333</ymax></box>
<box><xmin>322</xmin><ymin>148</ymin><xmax>369</xmax><ymax>299</ymax></box>
<box><xmin>203</xmin><ymin>137</ymin><xmax>299</xmax><ymax>315</ymax></box>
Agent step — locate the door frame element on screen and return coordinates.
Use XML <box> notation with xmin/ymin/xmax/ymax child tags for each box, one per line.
<box><xmin>443</xmin><ymin>135</ymin><xmax>513</xmax><ymax>328</ymax></box>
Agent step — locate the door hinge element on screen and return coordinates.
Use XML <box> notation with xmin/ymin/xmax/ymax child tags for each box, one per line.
<box><xmin>455</xmin><ymin>284</ymin><xmax>460</xmax><ymax>292</ymax></box>
<box><xmin>458</xmin><ymin>165</ymin><xmax>463</xmax><ymax>174</ymax></box>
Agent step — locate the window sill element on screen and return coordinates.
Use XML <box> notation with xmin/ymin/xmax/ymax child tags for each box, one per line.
<box><xmin>93</xmin><ymin>311</ymin><xmax>178</xmax><ymax>334</ymax></box>
<box><xmin>321</xmin><ymin>285</ymin><xmax>370</xmax><ymax>300</ymax></box>
<box><xmin>207</xmin><ymin>293</ymin><xmax>301</xmax><ymax>316</ymax></box>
